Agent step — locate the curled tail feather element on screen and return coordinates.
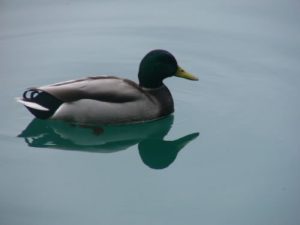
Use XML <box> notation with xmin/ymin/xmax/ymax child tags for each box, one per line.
<box><xmin>17</xmin><ymin>89</ymin><xmax>63</xmax><ymax>119</ymax></box>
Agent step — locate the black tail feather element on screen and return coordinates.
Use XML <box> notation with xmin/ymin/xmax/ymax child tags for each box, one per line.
<box><xmin>23</xmin><ymin>89</ymin><xmax>63</xmax><ymax>119</ymax></box>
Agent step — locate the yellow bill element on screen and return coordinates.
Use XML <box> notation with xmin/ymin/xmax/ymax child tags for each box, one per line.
<box><xmin>175</xmin><ymin>66</ymin><xmax>198</xmax><ymax>81</ymax></box>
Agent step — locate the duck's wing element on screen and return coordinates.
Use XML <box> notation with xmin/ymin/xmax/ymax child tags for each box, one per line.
<box><xmin>34</xmin><ymin>76</ymin><xmax>145</xmax><ymax>103</ymax></box>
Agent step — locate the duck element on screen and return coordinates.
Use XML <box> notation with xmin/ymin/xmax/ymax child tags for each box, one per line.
<box><xmin>17</xmin><ymin>49</ymin><xmax>198</xmax><ymax>125</ymax></box>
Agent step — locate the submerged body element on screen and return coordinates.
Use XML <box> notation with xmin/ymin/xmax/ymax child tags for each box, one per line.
<box><xmin>18</xmin><ymin>50</ymin><xmax>198</xmax><ymax>124</ymax></box>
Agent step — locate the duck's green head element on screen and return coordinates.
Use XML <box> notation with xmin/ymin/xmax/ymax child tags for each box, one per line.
<box><xmin>138</xmin><ymin>49</ymin><xmax>198</xmax><ymax>88</ymax></box>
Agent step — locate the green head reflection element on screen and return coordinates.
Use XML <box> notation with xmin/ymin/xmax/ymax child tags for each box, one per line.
<box><xmin>19</xmin><ymin>116</ymin><xmax>199</xmax><ymax>169</ymax></box>
<box><xmin>138</xmin><ymin>133</ymin><xmax>199</xmax><ymax>169</ymax></box>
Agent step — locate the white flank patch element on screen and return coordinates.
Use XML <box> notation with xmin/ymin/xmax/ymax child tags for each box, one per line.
<box><xmin>16</xmin><ymin>98</ymin><xmax>49</xmax><ymax>111</ymax></box>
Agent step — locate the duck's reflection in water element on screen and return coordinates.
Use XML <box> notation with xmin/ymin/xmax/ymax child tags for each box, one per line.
<box><xmin>18</xmin><ymin>116</ymin><xmax>199</xmax><ymax>169</ymax></box>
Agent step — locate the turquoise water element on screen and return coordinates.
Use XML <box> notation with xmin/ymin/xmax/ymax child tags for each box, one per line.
<box><xmin>1</xmin><ymin>0</ymin><xmax>300</xmax><ymax>224</ymax></box>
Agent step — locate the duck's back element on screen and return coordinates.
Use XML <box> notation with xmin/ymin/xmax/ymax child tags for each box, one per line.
<box><xmin>38</xmin><ymin>76</ymin><xmax>142</xmax><ymax>103</ymax></box>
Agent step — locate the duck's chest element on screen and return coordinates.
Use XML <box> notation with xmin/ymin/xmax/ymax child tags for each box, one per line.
<box><xmin>147</xmin><ymin>85</ymin><xmax>174</xmax><ymax>117</ymax></box>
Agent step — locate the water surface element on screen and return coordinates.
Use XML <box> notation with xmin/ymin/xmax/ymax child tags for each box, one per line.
<box><xmin>0</xmin><ymin>0</ymin><xmax>299</xmax><ymax>225</ymax></box>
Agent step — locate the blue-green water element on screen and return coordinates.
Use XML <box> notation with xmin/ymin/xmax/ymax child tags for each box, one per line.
<box><xmin>1</xmin><ymin>0</ymin><xmax>300</xmax><ymax>225</ymax></box>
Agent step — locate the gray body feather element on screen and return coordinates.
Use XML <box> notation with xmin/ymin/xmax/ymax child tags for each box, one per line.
<box><xmin>24</xmin><ymin>76</ymin><xmax>174</xmax><ymax>124</ymax></box>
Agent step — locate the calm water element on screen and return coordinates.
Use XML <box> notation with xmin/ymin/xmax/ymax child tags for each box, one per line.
<box><xmin>1</xmin><ymin>0</ymin><xmax>300</xmax><ymax>224</ymax></box>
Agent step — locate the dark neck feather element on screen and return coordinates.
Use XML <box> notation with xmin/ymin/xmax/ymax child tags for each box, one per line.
<box><xmin>138</xmin><ymin>71</ymin><xmax>164</xmax><ymax>88</ymax></box>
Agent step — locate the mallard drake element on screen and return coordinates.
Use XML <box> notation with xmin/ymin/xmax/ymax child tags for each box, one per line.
<box><xmin>17</xmin><ymin>49</ymin><xmax>198</xmax><ymax>124</ymax></box>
